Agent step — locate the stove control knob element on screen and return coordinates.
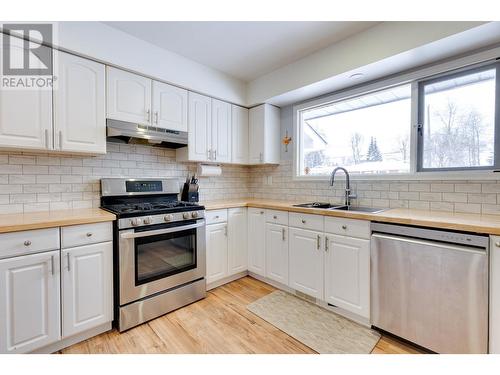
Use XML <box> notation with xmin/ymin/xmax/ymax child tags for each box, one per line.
<box><xmin>143</xmin><ymin>216</ymin><xmax>153</xmax><ymax>225</ymax></box>
<box><xmin>130</xmin><ymin>218</ymin><xmax>142</xmax><ymax>227</ymax></box>
<box><xmin>191</xmin><ymin>211</ymin><xmax>199</xmax><ymax>219</ymax></box>
<box><xmin>183</xmin><ymin>212</ymin><xmax>190</xmax><ymax>220</ymax></box>
<box><xmin>164</xmin><ymin>214</ymin><xmax>174</xmax><ymax>222</ymax></box>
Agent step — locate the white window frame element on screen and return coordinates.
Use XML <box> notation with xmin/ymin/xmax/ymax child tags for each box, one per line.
<box><xmin>293</xmin><ymin>45</ymin><xmax>500</xmax><ymax>181</ymax></box>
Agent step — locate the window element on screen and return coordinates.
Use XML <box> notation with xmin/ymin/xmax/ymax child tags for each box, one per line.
<box><xmin>295</xmin><ymin>59</ymin><xmax>500</xmax><ymax>179</ymax></box>
<box><xmin>418</xmin><ymin>66</ymin><xmax>499</xmax><ymax>171</ymax></box>
<box><xmin>298</xmin><ymin>84</ymin><xmax>412</xmax><ymax>176</ymax></box>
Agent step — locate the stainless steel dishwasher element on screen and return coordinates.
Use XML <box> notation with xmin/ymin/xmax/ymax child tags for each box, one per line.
<box><xmin>371</xmin><ymin>222</ymin><xmax>489</xmax><ymax>354</ymax></box>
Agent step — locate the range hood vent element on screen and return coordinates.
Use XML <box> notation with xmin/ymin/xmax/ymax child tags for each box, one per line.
<box><xmin>106</xmin><ymin>119</ymin><xmax>188</xmax><ymax>149</ymax></box>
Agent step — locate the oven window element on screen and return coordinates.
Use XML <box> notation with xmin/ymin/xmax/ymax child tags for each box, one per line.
<box><xmin>134</xmin><ymin>227</ymin><xmax>196</xmax><ymax>285</ymax></box>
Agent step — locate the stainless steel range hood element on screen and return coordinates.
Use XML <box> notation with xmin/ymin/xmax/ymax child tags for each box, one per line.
<box><xmin>106</xmin><ymin>119</ymin><xmax>188</xmax><ymax>148</ymax></box>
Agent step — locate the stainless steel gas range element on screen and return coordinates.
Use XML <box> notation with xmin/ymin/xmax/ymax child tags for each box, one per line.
<box><xmin>100</xmin><ymin>178</ymin><xmax>206</xmax><ymax>332</ymax></box>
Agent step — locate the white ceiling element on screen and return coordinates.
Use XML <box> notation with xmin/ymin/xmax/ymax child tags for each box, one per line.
<box><xmin>102</xmin><ymin>21</ymin><xmax>379</xmax><ymax>82</ymax></box>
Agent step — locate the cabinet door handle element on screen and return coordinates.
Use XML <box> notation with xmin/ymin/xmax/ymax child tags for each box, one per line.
<box><xmin>86</xmin><ymin>232</ymin><xmax>93</xmax><ymax>237</ymax></box>
<box><xmin>325</xmin><ymin>236</ymin><xmax>329</xmax><ymax>252</ymax></box>
<box><xmin>154</xmin><ymin>111</ymin><xmax>159</xmax><ymax>124</ymax></box>
<box><xmin>67</xmin><ymin>253</ymin><xmax>71</xmax><ymax>271</ymax></box>
<box><xmin>282</xmin><ymin>228</ymin><xmax>286</xmax><ymax>241</ymax></box>
<box><xmin>301</xmin><ymin>219</ymin><xmax>306</xmax><ymax>224</ymax></box>
<box><xmin>224</xmin><ymin>225</ymin><xmax>228</xmax><ymax>236</ymax></box>
<box><xmin>317</xmin><ymin>235</ymin><xmax>321</xmax><ymax>250</ymax></box>
<box><xmin>214</xmin><ymin>150</ymin><xmax>217</xmax><ymax>161</ymax></box>
<box><xmin>59</xmin><ymin>131</ymin><xmax>63</xmax><ymax>150</ymax></box>
<box><xmin>24</xmin><ymin>240</ymin><xmax>32</xmax><ymax>246</ymax></box>
<box><xmin>342</xmin><ymin>225</ymin><xmax>347</xmax><ymax>230</ymax></box>
<box><xmin>260</xmin><ymin>211</ymin><xmax>265</xmax><ymax>215</ymax></box>
<box><xmin>146</xmin><ymin>109</ymin><xmax>151</xmax><ymax>123</ymax></box>
<box><xmin>259</xmin><ymin>152</ymin><xmax>263</xmax><ymax>163</ymax></box>
<box><xmin>44</xmin><ymin>129</ymin><xmax>49</xmax><ymax>149</ymax></box>
<box><xmin>50</xmin><ymin>255</ymin><xmax>55</xmax><ymax>275</ymax></box>
<box><xmin>273</xmin><ymin>215</ymin><xmax>277</xmax><ymax>219</ymax></box>
<box><xmin>207</xmin><ymin>149</ymin><xmax>211</xmax><ymax>160</ymax></box>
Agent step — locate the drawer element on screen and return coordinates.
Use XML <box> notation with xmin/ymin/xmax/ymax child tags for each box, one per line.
<box><xmin>61</xmin><ymin>222</ymin><xmax>113</xmax><ymax>248</ymax></box>
<box><xmin>289</xmin><ymin>212</ymin><xmax>324</xmax><ymax>232</ymax></box>
<box><xmin>0</xmin><ymin>228</ymin><xmax>60</xmax><ymax>259</ymax></box>
<box><xmin>206</xmin><ymin>209</ymin><xmax>228</xmax><ymax>225</ymax></box>
<box><xmin>324</xmin><ymin>216</ymin><xmax>370</xmax><ymax>239</ymax></box>
<box><xmin>266</xmin><ymin>209</ymin><xmax>288</xmax><ymax>225</ymax></box>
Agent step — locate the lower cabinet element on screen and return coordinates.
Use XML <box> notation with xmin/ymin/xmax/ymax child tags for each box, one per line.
<box><xmin>288</xmin><ymin>228</ymin><xmax>324</xmax><ymax>300</ymax></box>
<box><xmin>61</xmin><ymin>242</ymin><xmax>113</xmax><ymax>338</ymax></box>
<box><xmin>265</xmin><ymin>223</ymin><xmax>288</xmax><ymax>285</ymax></box>
<box><xmin>228</xmin><ymin>208</ymin><xmax>248</xmax><ymax>275</ymax></box>
<box><xmin>490</xmin><ymin>236</ymin><xmax>500</xmax><ymax>353</ymax></box>
<box><xmin>324</xmin><ymin>234</ymin><xmax>370</xmax><ymax>318</ymax></box>
<box><xmin>0</xmin><ymin>251</ymin><xmax>61</xmax><ymax>354</ymax></box>
<box><xmin>248</xmin><ymin>208</ymin><xmax>266</xmax><ymax>276</ymax></box>
<box><xmin>206</xmin><ymin>222</ymin><xmax>228</xmax><ymax>284</ymax></box>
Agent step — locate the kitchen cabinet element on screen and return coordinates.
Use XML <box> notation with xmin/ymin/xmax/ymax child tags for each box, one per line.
<box><xmin>324</xmin><ymin>233</ymin><xmax>370</xmax><ymax>318</ymax></box>
<box><xmin>228</xmin><ymin>208</ymin><xmax>248</xmax><ymax>275</ymax></box>
<box><xmin>248</xmin><ymin>208</ymin><xmax>266</xmax><ymax>277</ymax></box>
<box><xmin>54</xmin><ymin>51</ymin><xmax>106</xmax><ymax>154</ymax></box>
<box><xmin>0</xmin><ymin>251</ymin><xmax>61</xmax><ymax>353</ymax></box>
<box><xmin>211</xmin><ymin>99</ymin><xmax>232</xmax><ymax>163</ymax></box>
<box><xmin>206</xmin><ymin>222</ymin><xmax>228</xmax><ymax>284</ymax></box>
<box><xmin>265</xmin><ymin>223</ymin><xmax>288</xmax><ymax>285</ymax></box>
<box><xmin>61</xmin><ymin>242</ymin><xmax>113</xmax><ymax>338</ymax></box>
<box><xmin>152</xmin><ymin>80</ymin><xmax>188</xmax><ymax>132</ymax></box>
<box><xmin>106</xmin><ymin>67</ymin><xmax>152</xmax><ymax>125</ymax></box>
<box><xmin>231</xmin><ymin>105</ymin><xmax>249</xmax><ymax>164</ymax></box>
<box><xmin>288</xmin><ymin>227</ymin><xmax>324</xmax><ymax>299</ymax></box>
<box><xmin>249</xmin><ymin>104</ymin><xmax>280</xmax><ymax>164</ymax></box>
<box><xmin>491</xmin><ymin>236</ymin><xmax>500</xmax><ymax>353</ymax></box>
<box><xmin>0</xmin><ymin>40</ymin><xmax>52</xmax><ymax>151</ymax></box>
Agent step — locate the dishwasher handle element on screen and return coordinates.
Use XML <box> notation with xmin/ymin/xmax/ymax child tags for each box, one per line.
<box><xmin>371</xmin><ymin>233</ymin><xmax>488</xmax><ymax>255</ymax></box>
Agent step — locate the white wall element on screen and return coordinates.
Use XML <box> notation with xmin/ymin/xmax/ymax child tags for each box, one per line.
<box><xmin>247</xmin><ymin>21</ymin><xmax>497</xmax><ymax>106</ymax></box>
<box><xmin>55</xmin><ymin>22</ymin><xmax>247</xmax><ymax>105</ymax></box>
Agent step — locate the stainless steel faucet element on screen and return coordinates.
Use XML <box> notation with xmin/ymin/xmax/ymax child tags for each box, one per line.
<box><xmin>330</xmin><ymin>167</ymin><xmax>357</xmax><ymax>206</ymax></box>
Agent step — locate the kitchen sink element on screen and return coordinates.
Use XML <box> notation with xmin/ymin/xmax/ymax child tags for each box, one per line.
<box><xmin>293</xmin><ymin>202</ymin><xmax>387</xmax><ymax>214</ymax></box>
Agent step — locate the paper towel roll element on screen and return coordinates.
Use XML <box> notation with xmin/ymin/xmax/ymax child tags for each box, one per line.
<box><xmin>197</xmin><ymin>164</ymin><xmax>222</xmax><ymax>176</ymax></box>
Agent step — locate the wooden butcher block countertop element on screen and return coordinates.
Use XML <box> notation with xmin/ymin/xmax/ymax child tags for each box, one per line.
<box><xmin>203</xmin><ymin>198</ymin><xmax>500</xmax><ymax>235</ymax></box>
<box><xmin>0</xmin><ymin>208</ymin><xmax>116</xmax><ymax>234</ymax></box>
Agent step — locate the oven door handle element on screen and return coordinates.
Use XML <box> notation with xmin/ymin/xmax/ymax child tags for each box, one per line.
<box><xmin>120</xmin><ymin>221</ymin><xmax>205</xmax><ymax>239</ymax></box>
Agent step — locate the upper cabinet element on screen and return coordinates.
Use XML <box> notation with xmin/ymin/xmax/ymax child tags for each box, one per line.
<box><xmin>211</xmin><ymin>99</ymin><xmax>231</xmax><ymax>163</ymax></box>
<box><xmin>177</xmin><ymin>93</ymin><xmax>232</xmax><ymax>163</ymax></box>
<box><xmin>54</xmin><ymin>51</ymin><xmax>106</xmax><ymax>154</ymax></box>
<box><xmin>231</xmin><ymin>105</ymin><xmax>249</xmax><ymax>164</ymax></box>
<box><xmin>106</xmin><ymin>67</ymin><xmax>152</xmax><ymax>125</ymax></box>
<box><xmin>0</xmin><ymin>40</ymin><xmax>53</xmax><ymax>151</ymax></box>
<box><xmin>249</xmin><ymin>104</ymin><xmax>280</xmax><ymax>164</ymax></box>
<box><xmin>152</xmin><ymin>81</ymin><xmax>188</xmax><ymax>132</ymax></box>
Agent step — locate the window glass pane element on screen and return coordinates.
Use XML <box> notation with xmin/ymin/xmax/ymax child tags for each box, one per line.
<box><xmin>299</xmin><ymin>84</ymin><xmax>411</xmax><ymax>176</ymax></box>
<box><xmin>421</xmin><ymin>68</ymin><xmax>496</xmax><ymax>169</ymax></box>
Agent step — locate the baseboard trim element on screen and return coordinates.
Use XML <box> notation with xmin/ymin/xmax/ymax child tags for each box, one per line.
<box><xmin>207</xmin><ymin>271</ymin><xmax>248</xmax><ymax>290</ymax></box>
<box><xmin>31</xmin><ymin>322</ymin><xmax>112</xmax><ymax>354</ymax></box>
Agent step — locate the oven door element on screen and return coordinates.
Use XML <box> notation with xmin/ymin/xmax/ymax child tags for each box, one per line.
<box><xmin>118</xmin><ymin>219</ymin><xmax>206</xmax><ymax>305</ymax></box>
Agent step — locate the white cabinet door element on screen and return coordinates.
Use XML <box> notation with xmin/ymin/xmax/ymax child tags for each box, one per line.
<box><xmin>231</xmin><ymin>105</ymin><xmax>249</xmax><ymax>164</ymax></box>
<box><xmin>206</xmin><ymin>223</ymin><xmax>228</xmax><ymax>284</ymax></box>
<box><xmin>152</xmin><ymin>81</ymin><xmax>187</xmax><ymax>132</ymax></box>
<box><xmin>491</xmin><ymin>236</ymin><xmax>500</xmax><ymax>353</ymax></box>
<box><xmin>324</xmin><ymin>234</ymin><xmax>370</xmax><ymax>318</ymax></box>
<box><xmin>54</xmin><ymin>51</ymin><xmax>106</xmax><ymax>154</ymax></box>
<box><xmin>0</xmin><ymin>40</ymin><xmax>52</xmax><ymax>151</ymax></box>
<box><xmin>211</xmin><ymin>99</ymin><xmax>231</xmax><ymax>163</ymax></box>
<box><xmin>289</xmin><ymin>227</ymin><xmax>324</xmax><ymax>299</ymax></box>
<box><xmin>228</xmin><ymin>208</ymin><xmax>247</xmax><ymax>276</ymax></box>
<box><xmin>266</xmin><ymin>223</ymin><xmax>289</xmax><ymax>285</ymax></box>
<box><xmin>0</xmin><ymin>251</ymin><xmax>60</xmax><ymax>353</ymax></box>
<box><xmin>187</xmin><ymin>92</ymin><xmax>212</xmax><ymax>162</ymax></box>
<box><xmin>106</xmin><ymin>67</ymin><xmax>152</xmax><ymax>125</ymax></box>
<box><xmin>248</xmin><ymin>208</ymin><xmax>266</xmax><ymax>276</ymax></box>
<box><xmin>61</xmin><ymin>242</ymin><xmax>113</xmax><ymax>338</ymax></box>
<box><xmin>248</xmin><ymin>104</ymin><xmax>280</xmax><ymax>164</ymax></box>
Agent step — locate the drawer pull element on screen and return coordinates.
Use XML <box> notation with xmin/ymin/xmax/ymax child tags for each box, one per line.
<box><xmin>260</xmin><ymin>211</ymin><xmax>264</xmax><ymax>215</ymax></box>
<box><xmin>301</xmin><ymin>219</ymin><xmax>306</xmax><ymax>224</ymax></box>
<box><xmin>86</xmin><ymin>232</ymin><xmax>93</xmax><ymax>237</ymax></box>
<box><xmin>50</xmin><ymin>255</ymin><xmax>55</xmax><ymax>275</ymax></box>
<box><xmin>214</xmin><ymin>215</ymin><xmax>219</xmax><ymax>219</ymax></box>
<box><xmin>67</xmin><ymin>253</ymin><xmax>71</xmax><ymax>271</ymax></box>
<box><xmin>273</xmin><ymin>215</ymin><xmax>277</xmax><ymax>219</ymax></box>
<box><xmin>317</xmin><ymin>235</ymin><xmax>321</xmax><ymax>250</ymax></box>
<box><xmin>342</xmin><ymin>225</ymin><xmax>347</xmax><ymax>230</ymax></box>
<box><xmin>24</xmin><ymin>240</ymin><xmax>32</xmax><ymax>246</ymax></box>
<box><xmin>325</xmin><ymin>236</ymin><xmax>329</xmax><ymax>252</ymax></box>
<box><xmin>282</xmin><ymin>228</ymin><xmax>286</xmax><ymax>241</ymax></box>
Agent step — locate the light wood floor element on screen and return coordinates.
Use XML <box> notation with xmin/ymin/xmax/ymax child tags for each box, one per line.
<box><xmin>60</xmin><ymin>276</ymin><xmax>423</xmax><ymax>354</ymax></box>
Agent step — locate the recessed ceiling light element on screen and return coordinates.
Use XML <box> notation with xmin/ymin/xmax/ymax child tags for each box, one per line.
<box><xmin>349</xmin><ymin>73</ymin><xmax>364</xmax><ymax>80</ymax></box>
